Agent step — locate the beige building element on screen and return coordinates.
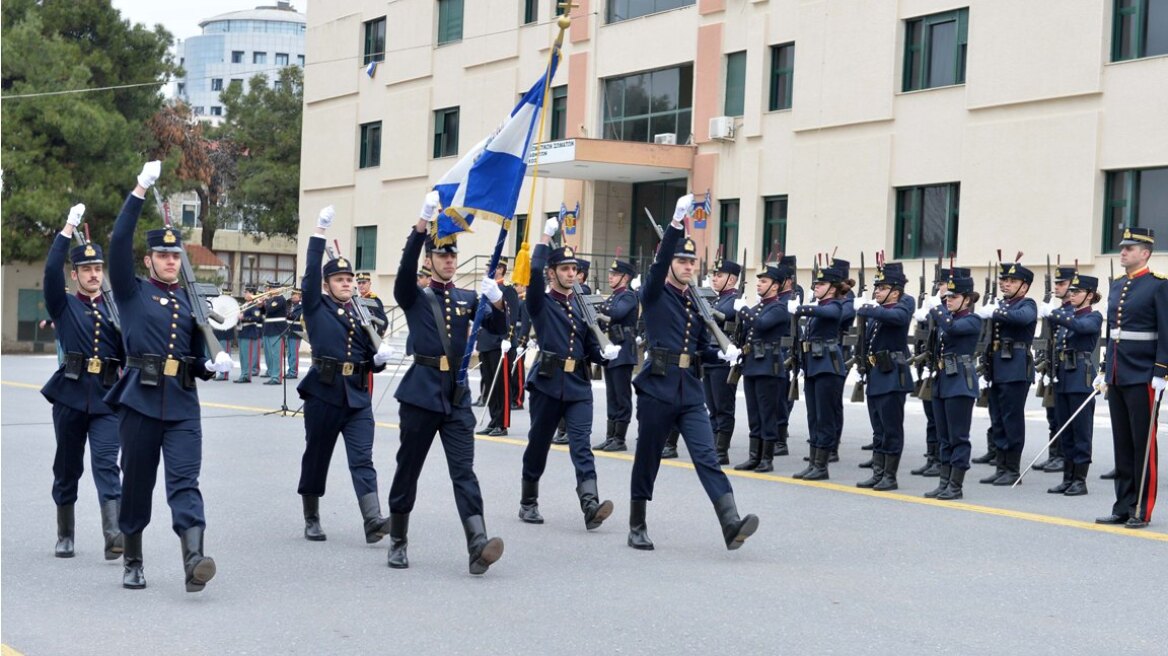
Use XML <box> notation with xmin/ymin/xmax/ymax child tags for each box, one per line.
<box><xmin>298</xmin><ymin>0</ymin><xmax>1168</xmax><ymax>300</ymax></box>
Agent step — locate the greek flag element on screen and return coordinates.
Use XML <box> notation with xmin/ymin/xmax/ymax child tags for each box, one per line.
<box><xmin>432</xmin><ymin>51</ymin><xmax>561</xmax><ymax>243</ymax></box>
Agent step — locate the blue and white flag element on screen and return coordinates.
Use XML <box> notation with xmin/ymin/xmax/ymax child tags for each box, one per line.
<box><xmin>432</xmin><ymin>51</ymin><xmax>561</xmax><ymax>244</ymax></box>
<box><xmin>364</xmin><ymin>60</ymin><xmax>378</xmax><ymax>78</ymax></box>
<box><xmin>691</xmin><ymin>189</ymin><xmax>711</xmax><ymax>229</ymax></box>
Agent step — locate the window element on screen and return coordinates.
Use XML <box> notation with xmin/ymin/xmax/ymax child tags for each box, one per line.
<box><xmin>177</xmin><ymin>82</ymin><xmax>186</xmax><ymax>96</ymax></box>
<box><xmin>549</xmin><ymin>85</ymin><xmax>568</xmax><ymax>140</ymax></box>
<box><xmin>359</xmin><ymin>121</ymin><xmax>382</xmax><ymax>168</ymax></box>
<box><xmin>230</xmin><ymin>79</ymin><xmax>243</xmax><ymax>89</ymax></box>
<box><xmin>231</xmin><ymin>50</ymin><xmax>244</xmax><ymax>63</ymax></box>
<box><xmin>555</xmin><ymin>1</ymin><xmax>570</xmax><ymax>16</ymax></box>
<box><xmin>903</xmin><ymin>8</ymin><xmax>968</xmax><ymax>91</ymax></box>
<box><xmin>363</xmin><ymin>17</ymin><xmax>386</xmax><ymax>64</ymax></box>
<box><xmin>631</xmin><ymin>179</ymin><xmax>688</xmax><ymax>255</ymax></box>
<box><xmin>895</xmin><ymin>183</ymin><xmax>960</xmax><ymax>258</ymax></box>
<box><xmin>761</xmin><ymin>196</ymin><xmax>788</xmax><ymax>258</ymax></box>
<box><xmin>194</xmin><ymin>106</ymin><xmax>205</xmax><ymax>116</ymax></box>
<box><xmin>1103</xmin><ymin>167</ymin><xmax>1168</xmax><ymax>252</ymax></box>
<box><xmin>355</xmin><ymin>226</ymin><xmax>378</xmax><ymax>270</ymax></box>
<box><xmin>1113</xmin><ymin>0</ymin><xmax>1168</xmax><ymax>61</ymax></box>
<box><xmin>253</xmin><ymin>51</ymin><xmax>267</xmax><ymax>64</ymax></box>
<box><xmin>297</xmin><ymin>54</ymin><xmax>305</xmax><ymax>67</ymax></box>
<box><xmin>211</xmin><ymin>78</ymin><xmax>223</xmax><ymax>91</ymax></box>
<box><xmin>724</xmin><ymin>51</ymin><xmax>747</xmax><ymax>116</ymax></box>
<box><xmin>719</xmin><ymin>200</ymin><xmax>740</xmax><ymax>255</ymax></box>
<box><xmin>209</xmin><ymin>106</ymin><xmax>223</xmax><ymax>116</ymax></box>
<box><xmin>607</xmin><ymin>0</ymin><xmax>695</xmax><ymax>24</ymax></box>
<box><xmin>514</xmin><ymin>214</ymin><xmax>529</xmax><ymax>255</ymax></box>
<box><xmin>524</xmin><ymin>0</ymin><xmax>538</xmax><ymax>24</ymax></box>
<box><xmin>181</xmin><ymin>203</ymin><xmax>200</xmax><ymax>228</ymax></box>
<box><xmin>241</xmin><ymin>254</ymin><xmax>296</xmax><ymax>289</ymax></box>
<box><xmin>274</xmin><ymin>79</ymin><xmax>283</xmax><ymax>91</ymax></box>
<box><xmin>768</xmin><ymin>43</ymin><xmax>795</xmax><ymax>111</ymax></box>
<box><xmin>603</xmin><ymin>64</ymin><xmax>693</xmax><ymax>144</ymax></box>
<box><xmin>433</xmin><ymin>107</ymin><xmax>460</xmax><ymax>158</ymax></box>
<box><xmin>275</xmin><ymin>52</ymin><xmax>289</xmax><ymax>66</ymax></box>
<box><xmin>438</xmin><ymin>0</ymin><xmax>464</xmax><ymax>45</ymax></box>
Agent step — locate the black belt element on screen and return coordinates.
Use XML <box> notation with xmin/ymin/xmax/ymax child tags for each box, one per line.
<box><xmin>540</xmin><ymin>352</ymin><xmax>585</xmax><ymax>373</ymax></box>
<box><xmin>649</xmin><ymin>348</ymin><xmax>702</xmax><ymax>370</ymax></box>
<box><xmin>312</xmin><ymin>357</ymin><xmax>370</xmax><ymax>377</ymax></box>
<box><xmin>413</xmin><ymin>354</ymin><xmax>452</xmax><ymax>371</ymax></box>
<box><xmin>127</xmin><ymin>354</ymin><xmax>187</xmax><ymax>377</ymax></box>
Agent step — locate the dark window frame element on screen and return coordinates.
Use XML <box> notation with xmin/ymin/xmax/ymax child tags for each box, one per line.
<box><xmin>437</xmin><ymin>0</ymin><xmax>465</xmax><ymax>45</ymax></box>
<box><xmin>524</xmin><ymin>0</ymin><xmax>539</xmax><ymax>25</ymax></box>
<box><xmin>894</xmin><ymin>183</ymin><xmax>961</xmax><ymax>259</ymax></box>
<box><xmin>1112</xmin><ymin>0</ymin><xmax>1168</xmax><ymax>61</ymax></box>
<box><xmin>719</xmin><ymin>199</ymin><xmax>740</xmax><ymax>255</ymax></box>
<box><xmin>355</xmin><ymin>226</ymin><xmax>378</xmax><ymax>270</ymax></box>
<box><xmin>606</xmin><ymin>0</ymin><xmax>696</xmax><ymax>24</ymax></box>
<box><xmin>549</xmin><ymin>85</ymin><xmax>568</xmax><ymax>140</ymax></box>
<box><xmin>724</xmin><ymin>50</ymin><xmax>747</xmax><ymax>117</ymax></box>
<box><xmin>903</xmin><ymin>8</ymin><xmax>969</xmax><ymax>92</ymax></box>
<box><xmin>1103</xmin><ymin>166</ymin><xmax>1168</xmax><ymax>253</ymax></box>
<box><xmin>433</xmin><ymin>107</ymin><xmax>460</xmax><ymax>158</ymax></box>
<box><xmin>231</xmin><ymin>50</ymin><xmax>244</xmax><ymax>63</ymax></box>
<box><xmin>602</xmin><ymin>63</ymin><xmax>694</xmax><ymax>144</ymax></box>
<box><xmin>253</xmin><ymin>51</ymin><xmax>267</xmax><ymax>64</ymax></box>
<box><xmin>211</xmin><ymin>78</ymin><xmax>223</xmax><ymax>91</ymax></box>
<box><xmin>359</xmin><ymin>121</ymin><xmax>382</xmax><ymax>169</ymax></box>
<box><xmin>761</xmin><ymin>196</ymin><xmax>788</xmax><ymax>260</ymax></box>
<box><xmin>768</xmin><ymin>43</ymin><xmax>795</xmax><ymax>111</ymax></box>
<box><xmin>363</xmin><ymin>17</ymin><xmax>386</xmax><ymax>65</ymax></box>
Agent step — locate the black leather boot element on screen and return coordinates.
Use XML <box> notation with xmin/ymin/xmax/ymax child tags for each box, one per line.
<box><xmin>594</xmin><ymin>420</ymin><xmax>615</xmax><ymax>451</ymax></box>
<box><xmin>859</xmin><ymin>456</ymin><xmax>874</xmax><ymax>469</ymax></box>
<box><xmin>979</xmin><ymin>452</ymin><xmax>1006</xmax><ymax>484</ymax></box>
<box><xmin>627</xmin><ymin>500</ymin><xmax>653</xmax><ymax>550</ymax></box>
<box><xmin>1047</xmin><ymin>460</ymin><xmax>1073</xmax><ymax>494</ymax></box>
<box><xmin>911</xmin><ymin>443</ymin><xmax>937</xmax><ymax>476</ymax></box>
<box><xmin>463</xmin><ymin>515</ymin><xmax>504</xmax><ymax>575</ymax></box>
<box><xmin>1042</xmin><ymin>454</ymin><xmax>1065</xmax><ymax>473</ymax></box>
<box><xmin>921</xmin><ymin>450</ymin><xmax>943</xmax><ymax>477</ymax></box>
<box><xmin>925</xmin><ymin>465</ymin><xmax>951</xmax><ymax>498</ymax></box>
<box><xmin>1064</xmin><ymin>463</ymin><xmax>1089</xmax><ymax>496</ymax></box>
<box><xmin>661</xmin><ymin>430</ymin><xmax>680</xmax><ymax>459</ymax></box>
<box><xmin>874</xmin><ymin>454</ymin><xmax>901</xmax><ymax>491</ymax></box>
<box><xmin>1100</xmin><ymin>468</ymin><xmax>1116</xmax><ymax>480</ymax></box>
<box><xmin>828</xmin><ymin>449</ymin><xmax>840</xmax><ymax>463</ymax></box>
<box><xmin>180</xmin><ymin>526</ymin><xmax>217</xmax><ymax>593</ymax></box>
<box><xmin>713</xmin><ymin>493</ymin><xmax>760</xmax><ymax>551</ymax></box>
<box><xmin>359</xmin><ymin>493</ymin><xmax>391</xmax><ymax>543</ymax></box>
<box><xmin>792</xmin><ymin>447</ymin><xmax>817</xmax><ymax>479</ymax></box>
<box><xmin>936</xmin><ymin>467</ymin><xmax>965</xmax><ymax>501</ymax></box>
<box><xmin>551</xmin><ymin>419</ymin><xmax>569</xmax><ymax>445</ymax></box>
<box><xmin>715</xmin><ymin>431</ymin><xmax>732</xmax><ymax>465</ymax></box>
<box><xmin>577</xmin><ymin>479</ymin><xmax>614</xmax><ymax>530</ymax></box>
<box><xmin>755</xmin><ymin>440</ymin><xmax>776</xmax><ymax>473</ymax></box>
<box><xmin>386</xmin><ymin>513</ymin><xmax>409</xmax><ymax>569</ymax></box>
<box><xmin>518</xmin><ymin>478</ymin><xmax>543</xmax><ymax>524</ymax></box>
<box><xmin>861</xmin><ymin>439</ymin><xmax>876</xmax><ymax>451</ymax></box>
<box><xmin>993</xmin><ymin>451</ymin><xmax>1022</xmax><ymax>486</ymax></box>
<box><xmin>303</xmin><ymin>495</ymin><xmax>326</xmax><ymax>541</ymax></box>
<box><xmin>972</xmin><ymin>431</ymin><xmax>997</xmax><ymax>464</ymax></box>
<box><xmin>122</xmin><ymin>532</ymin><xmax>145</xmax><ymax>589</ymax></box>
<box><xmin>1034</xmin><ymin>432</ymin><xmax>1056</xmax><ymax>471</ymax></box>
<box><xmin>857</xmin><ymin>453</ymin><xmax>885</xmax><ymax>488</ymax></box>
<box><xmin>734</xmin><ymin>438</ymin><xmax>761</xmax><ymax>471</ymax></box>
<box><xmin>775</xmin><ymin>425</ymin><xmax>790</xmax><ymax>456</ymax></box>
<box><xmin>55</xmin><ymin>504</ymin><xmax>75</xmax><ymax>558</ymax></box>
<box><xmin>604</xmin><ymin>421</ymin><xmax>628</xmax><ymax>452</ymax></box>
<box><xmin>100</xmin><ymin>500</ymin><xmax>124</xmax><ymax>560</ymax></box>
<box><xmin>803</xmin><ymin>446</ymin><xmax>830</xmax><ymax>481</ymax></box>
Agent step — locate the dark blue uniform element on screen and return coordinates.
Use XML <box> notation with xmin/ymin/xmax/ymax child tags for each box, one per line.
<box><xmin>1049</xmin><ymin>304</ymin><xmax>1102</xmax><ymax>473</ymax></box>
<box><xmin>510</xmin><ymin>293</ymin><xmax>532</xmax><ymax>408</ymax></box>
<box><xmin>740</xmin><ymin>293</ymin><xmax>792</xmax><ymax>455</ymax></box>
<box><xmin>799</xmin><ymin>299</ymin><xmax>848</xmax><ymax>453</ymax></box>
<box><xmin>858</xmin><ymin>296</ymin><xmax>916</xmax><ymax>456</ymax></box>
<box><xmin>600</xmin><ymin>283</ymin><xmax>639</xmax><ymax>431</ymax></box>
<box><xmin>929</xmin><ymin>304</ymin><xmax>981</xmax><ymax>473</ymax></box>
<box><xmin>985</xmin><ymin>294</ymin><xmax>1038</xmax><ymax>475</ymax></box>
<box><xmin>477</xmin><ymin>284</ymin><xmax>516</xmax><ymax>432</ymax></box>
<box><xmin>236</xmin><ymin>302</ymin><xmax>262</xmax><ymax>380</ymax></box>
<box><xmin>262</xmin><ymin>293</ymin><xmax>288</xmax><ymax>382</ymax></box>
<box><xmin>286</xmin><ymin>299</ymin><xmax>304</xmax><ymax>378</ymax></box>
<box><xmin>706</xmin><ymin>288</ymin><xmax>741</xmax><ymax>440</ymax></box>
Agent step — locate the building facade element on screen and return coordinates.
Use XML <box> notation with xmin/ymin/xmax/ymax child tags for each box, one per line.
<box><xmin>298</xmin><ymin>0</ymin><xmax>1168</xmax><ymax>297</ymax></box>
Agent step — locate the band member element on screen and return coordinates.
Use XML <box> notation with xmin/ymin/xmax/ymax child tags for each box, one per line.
<box><xmin>212</xmin><ymin>286</ymin><xmax>235</xmax><ymax>382</ymax></box>
<box><xmin>516</xmin><ymin>217</ymin><xmax>620</xmax><ymax>528</ymax></box>
<box><xmin>261</xmin><ymin>280</ymin><xmax>287</xmax><ymax>385</ymax></box>
<box><xmin>235</xmin><ymin>288</ymin><xmax>262</xmax><ymax>383</ymax></box>
<box><xmin>1095</xmin><ymin>227</ymin><xmax>1167</xmax><ymax>529</ymax></box>
<box><xmin>974</xmin><ymin>261</ymin><xmax>1037</xmax><ymax>486</ymax></box>
<box><xmin>792</xmin><ymin>264</ymin><xmax>852</xmax><ymax>480</ymax></box>
<box><xmin>854</xmin><ymin>262</ymin><xmax>915</xmax><ymax>490</ymax></box>
<box><xmin>286</xmin><ymin>287</ymin><xmax>304</xmax><ymax>379</ymax></box>
<box><xmin>296</xmin><ymin>207</ymin><xmax>395</xmax><ymax>545</ymax></box>
<box><xmin>105</xmin><ymin>161</ymin><xmax>233</xmax><ymax>591</ymax></box>
<box><xmin>476</xmin><ymin>262</ymin><xmax>514</xmax><ymax>437</ymax></box>
<box><xmin>924</xmin><ymin>275</ymin><xmax>982</xmax><ymax>500</ymax></box>
<box><xmin>387</xmin><ymin>191</ymin><xmax>507</xmax><ymax>574</ymax></box>
<box><xmin>627</xmin><ymin>194</ymin><xmax>758</xmax><ymax>552</ymax></box>
<box><xmin>1042</xmin><ymin>274</ymin><xmax>1102</xmax><ymax>496</ymax></box>
<box><xmin>41</xmin><ymin>203</ymin><xmax>125</xmax><ymax>560</ymax></box>
<box><xmin>733</xmin><ymin>264</ymin><xmax>792</xmax><ymax>473</ymax></box>
<box><xmin>595</xmin><ymin>258</ymin><xmax>640</xmax><ymax>452</ymax></box>
<box><xmin>702</xmin><ymin>258</ymin><xmax>742</xmax><ymax>464</ymax></box>
<box><xmin>1034</xmin><ymin>265</ymin><xmax>1078</xmax><ymax>473</ymax></box>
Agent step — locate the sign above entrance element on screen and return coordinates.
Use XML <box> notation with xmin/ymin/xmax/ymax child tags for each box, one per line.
<box><xmin>523</xmin><ymin>137</ymin><xmax>693</xmax><ymax>183</ymax></box>
<box><xmin>526</xmin><ymin>139</ymin><xmax>577</xmax><ymax>166</ymax></box>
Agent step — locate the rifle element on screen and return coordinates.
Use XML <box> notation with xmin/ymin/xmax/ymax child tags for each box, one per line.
<box><xmin>571</xmin><ymin>281</ymin><xmax>612</xmax><ymax>350</ymax></box>
<box><xmin>644</xmin><ymin>209</ymin><xmax>733</xmax><ymax>352</ymax></box>
<box><xmin>150</xmin><ymin>188</ymin><xmax>223</xmax><ymax>358</ymax></box>
<box><xmin>911</xmin><ymin>258</ymin><xmax>942</xmax><ymax>400</ymax></box>
<box><xmin>975</xmin><ymin>255</ymin><xmax>999</xmax><ymax>407</ymax></box>
<box><xmin>848</xmin><ymin>251</ymin><xmax>869</xmax><ymax>402</ymax></box>
<box><xmin>725</xmin><ymin>247</ymin><xmax>752</xmax><ymax>384</ymax></box>
<box><xmin>720</xmin><ymin>247</ymin><xmax>748</xmax><ymax>330</ymax></box>
<box><xmin>72</xmin><ymin>223</ymin><xmax>122</xmax><ymax>332</ymax></box>
<box><xmin>325</xmin><ymin>240</ymin><xmax>383</xmax><ymax>348</ymax></box>
<box><xmin>1034</xmin><ymin>255</ymin><xmax>1055</xmax><ymax>406</ymax></box>
<box><xmin>786</xmin><ymin>254</ymin><xmax>820</xmax><ymax>401</ymax></box>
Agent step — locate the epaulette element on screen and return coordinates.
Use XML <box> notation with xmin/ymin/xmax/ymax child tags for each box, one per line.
<box><xmin>1153</xmin><ymin>272</ymin><xmax>1168</xmax><ymax>280</ymax></box>
<box><xmin>366</xmin><ymin>292</ymin><xmax>379</xmax><ymax>298</ymax></box>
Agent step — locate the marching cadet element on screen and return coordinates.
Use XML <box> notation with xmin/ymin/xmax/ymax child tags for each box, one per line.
<box><xmin>1095</xmin><ymin>227</ymin><xmax>1168</xmax><ymax>529</ymax></box>
<box><xmin>41</xmin><ymin>203</ymin><xmax>125</xmax><ymax>560</ymax></box>
<box><xmin>235</xmin><ymin>288</ymin><xmax>262</xmax><ymax>383</ymax></box>
<box><xmin>924</xmin><ymin>275</ymin><xmax>982</xmax><ymax>500</ymax></box>
<box><xmin>356</xmin><ymin>272</ymin><xmax>388</xmax><ymax>337</ymax></box>
<box><xmin>702</xmin><ymin>258</ymin><xmax>742</xmax><ymax>465</ymax></box>
<box><xmin>387</xmin><ymin>191</ymin><xmax>508</xmax><ymax>574</ymax></box>
<box><xmin>1034</xmin><ymin>265</ymin><xmax>1077</xmax><ymax>473</ymax></box>
<box><xmin>594</xmin><ymin>257</ymin><xmax>640</xmax><ymax>452</ymax></box>
<box><xmin>261</xmin><ymin>280</ymin><xmax>288</xmax><ymax>385</ymax></box>
<box><xmin>104</xmin><ymin>161</ymin><xmax>234</xmax><ymax>591</ymax></box>
<box><xmin>286</xmin><ymin>287</ymin><xmax>304</xmax><ymax>379</ymax></box>
<box><xmin>854</xmin><ymin>262</ymin><xmax>915</xmax><ymax>490</ymax></box>
<box><xmin>550</xmin><ymin>259</ymin><xmax>593</xmax><ymax>445</ymax></box>
<box><xmin>516</xmin><ymin>217</ymin><xmax>620</xmax><ymax>529</ymax></box>
<box><xmin>476</xmin><ymin>261</ymin><xmax>516</xmax><ymax>437</ymax></box>
<box><xmin>732</xmin><ymin>263</ymin><xmax>792</xmax><ymax>473</ymax></box>
<box><xmin>973</xmin><ymin>260</ymin><xmax>1038</xmax><ymax>487</ymax></box>
<box><xmin>627</xmin><ymin>194</ymin><xmax>758</xmax><ymax>552</ymax></box>
<box><xmin>295</xmin><ymin>207</ymin><xmax>395</xmax><ymax>545</ymax></box>
<box><xmin>792</xmin><ymin>264</ymin><xmax>853</xmax><ymax>480</ymax></box>
<box><xmin>1042</xmin><ymin>273</ymin><xmax>1102</xmax><ymax>496</ymax></box>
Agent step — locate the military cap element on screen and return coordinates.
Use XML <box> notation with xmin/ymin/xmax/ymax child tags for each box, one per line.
<box><xmin>145</xmin><ymin>227</ymin><xmax>183</xmax><ymax>253</ymax></box>
<box><xmin>70</xmin><ymin>243</ymin><xmax>104</xmax><ymax>266</ymax></box>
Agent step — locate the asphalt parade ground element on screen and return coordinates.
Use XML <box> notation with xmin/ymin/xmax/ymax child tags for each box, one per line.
<box><xmin>2</xmin><ymin>353</ymin><xmax>1165</xmax><ymax>655</ymax></box>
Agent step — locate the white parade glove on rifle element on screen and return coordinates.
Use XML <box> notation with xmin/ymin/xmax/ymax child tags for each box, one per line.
<box><xmin>206</xmin><ymin>351</ymin><xmax>234</xmax><ymax>374</ymax></box>
<box><xmin>67</xmin><ymin>203</ymin><xmax>86</xmax><ymax>227</ymax></box>
<box><xmin>602</xmin><ymin>344</ymin><xmax>621</xmax><ymax>361</ymax></box>
<box><xmin>373</xmin><ymin>342</ymin><xmax>396</xmax><ymax>366</ymax></box>
<box><xmin>718</xmin><ymin>343</ymin><xmax>741</xmax><ymax>364</ymax></box>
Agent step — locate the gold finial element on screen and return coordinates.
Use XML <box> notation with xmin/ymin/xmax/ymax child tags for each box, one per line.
<box><xmin>557</xmin><ymin>0</ymin><xmax>578</xmax><ymax>29</ymax></box>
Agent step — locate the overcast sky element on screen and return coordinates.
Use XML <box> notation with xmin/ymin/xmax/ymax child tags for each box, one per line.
<box><xmin>110</xmin><ymin>1</ymin><xmax>304</xmax><ymax>42</ymax></box>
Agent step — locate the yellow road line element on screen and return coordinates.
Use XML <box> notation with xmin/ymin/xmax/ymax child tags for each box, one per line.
<box><xmin>2</xmin><ymin>644</ymin><xmax>27</xmax><ymax>656</ymax></box>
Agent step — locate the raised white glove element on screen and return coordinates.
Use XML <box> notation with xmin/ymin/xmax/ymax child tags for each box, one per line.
<box><xmin>317</xmin><ymin>205</ymin><xmax>335</xmax><ymax>230</ymax></box>
<box><xmin>733</xmin><ymin>298</ymin><xmax>749</xmax><ymax>311</ymax></box>
<box><xmin>501</xmin><ymin>339</ymin><xmax>512</xmax><ymax>352</ymax></box>
<box><xmin>479</xmin><ymin>277</ymin><xmax>503</xmax><ymax>303</ymax></box>
<box><xmin>787</xmin><ymin>299</ymin><xmax>799</xmax><ymax>314</ymax></box>
<box><xmin>67</xmin><ymin>203</ymin><xmax>86</xmax><ymax>227</ymax></box>
<box><xmin>137</xmin><ymin>161</ymin><xmax>161</xmax><ymax>189</ymax></box>
<box><xmin>630</xmin><ymin>275</ymin><xmax>642</xmax><ymax>290</ymax></box>
<box><xmin>1092</xmin><ymin>372</ymin><xmax>1106</xmax><ymax>391</ymax></box>
<box><xmin>208</xmin><ymin>351</ymin><xmax>234</xmax><ymax>374</ymax></box>
<box><xmin>672</xmin><ymin>193</ymin><xmax>694</xmax><ymax>225</ymax></box>
<box><xmin>718</xmin><ymin>344</ymin><xmax>741</xmax><ymax>364</ymax></box>
<box><xmin>544</xmin><ymin>217</ymin><xmax>559</xmax><ymax>237</ymax></box>
<box><xmin>420</xmin><ymin>190</ymin><xmax>441</xmax><ymax>221</ymax></box>
<box><xmin>1153</xmin><ymin>377</ymin><xmax>1168</xmax><ymax>393</ymax></box>
<box><xmin>373</xmin><ymin>342</ymin><xmax>396</xmax><ymax>366</ymax></box>
<box><xmin>602</xmin><ymin>343</ymin><xmax>621</xmax><ymax>361</ymax></box>
<box><xmin>913</xmin><ymin>307</ymin><xmax>929</xmax><ymax>323</ymax></box>
<box><xmin>974</xmin><ymin>304</ymin><xmax>996</xmax><ymax>319</ymax></box>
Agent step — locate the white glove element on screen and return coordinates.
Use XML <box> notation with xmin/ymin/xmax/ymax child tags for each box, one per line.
<box><xmin>137</xmin><ymin>161</ymin><xmax>161</xmax><ymax>189</ymax></box>
<box><xmin>420</xmin><ymin>190</ymin><xmax>441</xmax><ymax>221</ymax></box>
<box><xmin>672</xmin><ymin>193</ymin><xmax>694</xmax><ymax>225</ymax></box>
<box><xmin>601</xmin><ymin>343</ymin><xmax>621</xmax><ymax>361</ymax></box>
<box><xmin>528</xmin><ymin>339</ymin><xmax>539</xmax><ymax>352</ymax></box>
<box><xmin>208</xmin><ymin>351</ymin><xmax>234</xmax><ymax>374</ymax></box>
<box><xmin>733</xmin><ymin>298</ymin><xmax>749</xmax><ymax>311</ymax></box>
<box><xmin>718</xmin><ymin>344</ymin><xmax>741</xmax><ymax>364</ymax></box>
<box><xmin>635</xmin><ymin>335</ymin><xmax>644</xmax><ymax>346</ymax></box>
<box><xmin>479</xmin><ymin>277</ymin><xmax>503</xmax><ymax>303</ymax></box>
<box><xmin>925</xmin><ymin>293</ymin><xmax>942</xmax><ymax>309</ymax></box>
<box><xmin>630</xmin><ymin>275</ymin><xmax>642</xmax><ymax>290</ymax></box>
<box><xmin>317</xmin><ymin>205</ymin><xmax>335</xmax><ymax>230</ymax></box>
<box><xmin>701</xmin><ymin>275</ymin><xmax>713</xmax><ymax>289</ymax></box>
<box><xmin>501</xmin><ymin>339</ymin><xmax>512</xmax><ymax>352</ymax></box>
<box><xmin>787</xmin><ymin>299</ymin><xmax>800</xmax><ymax>314</ymax></box>
<box><xmin>974</xmin><ymin>304</ymin><xmax>996</xmax><ymax>319</ymax></box>
<box><xmin>979</xmin><ymin>377</ymin><xmax>991</xmax><ymax>391</ymax></box>
<box><xmin>913</xmin><ymin>308</ymin><xmax>929</xmax><ymax>323</ymax></box>
<box><xmin>1153</xmin><ymin>377</ymin><xmax>1168</xmax><ymax>393</ymax></box>
<box><xmin>67</xmin><ymin>203</ymin><xmax>86</xmax><ymax>227</ymax></box>
<box><xmin>373</xmin><ymin>342</ymin><xmax>396</xmax><ymax>366</ymax></box>
<box><xmin>543</xmin><ymin>217</ymin><xmax>559</xmax><ymax>237</ymax></box>
<box><xmin>853</xmin><ymin>297</ymin><xmax>878</xmax><ymax>311</ymax></box>
<box><xmin>1092</xmin><ymin>372</ymin><xmax>1106</xmax><ymax>391</ymax></box>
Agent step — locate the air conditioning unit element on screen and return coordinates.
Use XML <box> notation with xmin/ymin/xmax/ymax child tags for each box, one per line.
<box><xmin>653</xmin><ymin>133</ymin><xmax>677</xmax><ymax>145</ymax></box>
<box><xmin>709</xmin><ymin>116</ymin><xmax>735</xmax><ymax>140</ymax></box>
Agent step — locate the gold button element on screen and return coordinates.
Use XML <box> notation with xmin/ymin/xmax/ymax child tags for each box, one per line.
<box><xmin>172</xmin><ymin>313</ymin><xmax>179</xmax><ymax>319</ymax></box>
<box><xmin>94</xmin><ymin>338</ymin><xmax>100</xmax><ymax>344</ymax></box>
<box><xmin>168</xmin><ymin>343</ymin><xmax>174</xmax><ymax>349</ymax></box>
